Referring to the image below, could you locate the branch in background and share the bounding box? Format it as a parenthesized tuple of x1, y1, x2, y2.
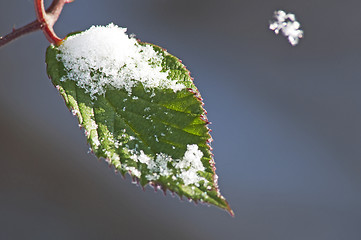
(0, 0, 73, 48)
(0, 20, 42, 48)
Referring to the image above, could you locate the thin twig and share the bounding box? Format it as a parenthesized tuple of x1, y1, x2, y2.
(0, 20, 42, 48)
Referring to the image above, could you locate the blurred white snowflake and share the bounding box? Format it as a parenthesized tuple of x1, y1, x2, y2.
(269, 10, 303, 46)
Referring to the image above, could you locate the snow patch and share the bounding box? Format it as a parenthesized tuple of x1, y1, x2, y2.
(57, 23, 185, 99)
(175, 144, 207, 186)
(130, 144, 208, 187)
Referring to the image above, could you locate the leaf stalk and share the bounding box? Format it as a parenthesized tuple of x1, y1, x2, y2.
(0, 0, 73, 48)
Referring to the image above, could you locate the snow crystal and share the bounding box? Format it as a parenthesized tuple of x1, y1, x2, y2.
(175, 144, 206, 186)
(137, 150, 151, 164)
(155, 153, 173, 177)
(57, 23, 185, 99)
(127, 167, 141, 178)
(129, 144, 207, 187)
(269, 10, 303, 46)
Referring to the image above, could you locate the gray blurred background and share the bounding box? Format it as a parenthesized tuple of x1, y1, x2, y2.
(1, 0, 361, 239)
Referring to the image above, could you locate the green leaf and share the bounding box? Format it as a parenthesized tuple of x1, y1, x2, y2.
(45, 30, 232, 215)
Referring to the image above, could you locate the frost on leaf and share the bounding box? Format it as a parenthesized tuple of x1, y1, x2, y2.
(56, 23, 185, 99)
(45, 23, 233, 215)
(269, 10, 304, 46)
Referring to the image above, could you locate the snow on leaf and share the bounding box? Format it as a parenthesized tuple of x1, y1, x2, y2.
(45, 23, 233, 215)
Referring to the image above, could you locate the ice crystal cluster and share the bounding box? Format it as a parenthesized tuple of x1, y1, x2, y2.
(269, 10, 303, 46)
(129, 144, 207, 186)
(57, 23, 185, 98)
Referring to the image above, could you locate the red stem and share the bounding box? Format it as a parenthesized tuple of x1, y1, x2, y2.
(35, 0, 73, 45)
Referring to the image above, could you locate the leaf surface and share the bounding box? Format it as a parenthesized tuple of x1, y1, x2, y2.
(46, 31, 232, 215)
